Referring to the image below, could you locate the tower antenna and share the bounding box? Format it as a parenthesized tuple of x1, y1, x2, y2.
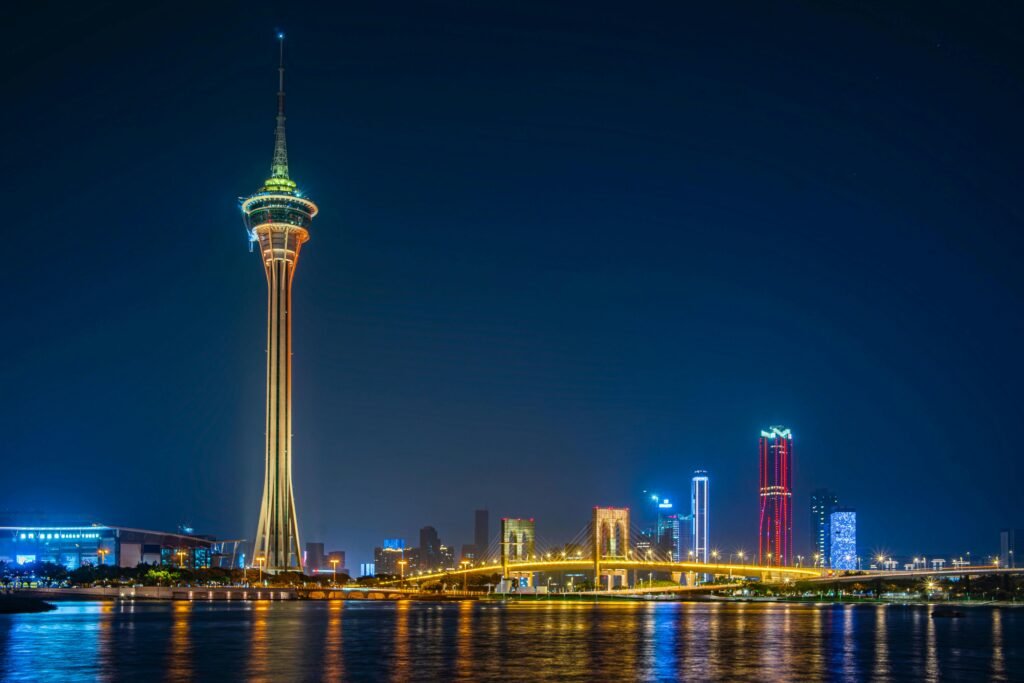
(271, 32, 289, 180)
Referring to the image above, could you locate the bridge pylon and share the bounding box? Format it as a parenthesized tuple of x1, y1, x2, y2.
(500, 518, 536, 581)
(593, 507, 630, 590)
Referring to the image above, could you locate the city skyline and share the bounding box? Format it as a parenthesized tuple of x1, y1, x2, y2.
(3, 3, 1023, 571)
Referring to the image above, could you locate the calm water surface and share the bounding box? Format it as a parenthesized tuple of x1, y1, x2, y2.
(0, 600, 1020, 681)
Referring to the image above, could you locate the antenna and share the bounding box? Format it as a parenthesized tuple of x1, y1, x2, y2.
(271, 31, 290, 180)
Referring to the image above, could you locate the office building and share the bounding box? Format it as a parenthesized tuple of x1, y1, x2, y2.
(474, 509, 490, 557)
(759, 426, 794, 566)
(373, 538, 406, 576)
(326, 550, 346, 575)
(810, 489, 839, 567)
(418, 526, 442, 571)
(691, 470, 709, 563)
(359, 563, 375, 577)
(305, 542, 325, 573)
(440, 544, 455, 570)
(655, 499, 681, 561)
(1001, 529, 1021, 568)
(829, 508, 857, 570)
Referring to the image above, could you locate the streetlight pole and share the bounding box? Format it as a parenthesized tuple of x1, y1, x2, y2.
(256, 556, 265, 584)
(331, 559, 339, 587)
(398, 560, 407, 588)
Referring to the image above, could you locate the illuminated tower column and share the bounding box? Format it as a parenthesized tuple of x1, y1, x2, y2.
(758, 427, 793, 566)
(242, 36, 319, 571)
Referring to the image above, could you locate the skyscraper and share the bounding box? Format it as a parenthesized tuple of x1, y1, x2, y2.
(759, 426, 793, 566)
(418, 526, 441, 571)
(810, 489, 839, 567)
(474, 509, 490, 557)
(244, 36, 319, 571)
(305, 542, 325, 573)
(1001, 529, 1020, 568)
(691, 470, 709, 563)
(656, 498, 680, 561)
(373, 538, 405, 576)
(829, 508, 857, 570)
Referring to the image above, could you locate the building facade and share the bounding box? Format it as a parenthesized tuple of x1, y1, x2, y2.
(829, 508, 857, 570)
(373, 538, 406, 576)
(0, 525, 218, 570)
(655, 499, 681, 561)
(418, 527, 442, 571)
(1001, 529, 1020, 568)
(305, 542, 325, 573)
(759, 426, 794, 566)
(810, 489, 838, 567)
(474, 509, 490, 558)
(691, 471, 709, 563)
(325, 550, 346, 575)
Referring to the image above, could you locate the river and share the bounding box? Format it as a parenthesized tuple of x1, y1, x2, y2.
(0, 600, 1019, 681)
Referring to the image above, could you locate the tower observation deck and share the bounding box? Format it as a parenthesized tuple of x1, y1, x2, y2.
(241, 35, 318, 571)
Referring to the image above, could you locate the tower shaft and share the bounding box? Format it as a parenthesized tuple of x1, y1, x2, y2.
(252, 228, 305, 570)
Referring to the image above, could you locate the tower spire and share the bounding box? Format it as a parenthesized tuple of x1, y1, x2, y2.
(271, 32, 289, 180)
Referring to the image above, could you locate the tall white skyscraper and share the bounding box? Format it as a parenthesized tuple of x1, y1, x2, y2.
(691, 470, 709, 562)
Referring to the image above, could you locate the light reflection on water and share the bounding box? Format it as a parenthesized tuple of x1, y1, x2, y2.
(0, 600, 1019, 681)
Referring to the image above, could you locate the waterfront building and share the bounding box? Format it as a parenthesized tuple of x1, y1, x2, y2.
(244, 36, 320, 571)
(440, 544, 455, 570)
(1001, 529, 1020, 568)
(810, 489, 839, 567)
(759, 426, 794, 566)
(691, 470, 709, 563)
(460, 543, 479, 563)
(326, 550, 346, 575)
(305, 542, 325, 573)
(0, 524, 225, 570)
(475, 509, 490, 557)
(829, 508, 857, 570)
(656, 499, 681, 561)
(373, 538, 406, 576)
(418, 526, 442, 570)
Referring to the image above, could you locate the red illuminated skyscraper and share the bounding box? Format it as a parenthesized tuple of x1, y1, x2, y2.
(758, 426, 793, 566)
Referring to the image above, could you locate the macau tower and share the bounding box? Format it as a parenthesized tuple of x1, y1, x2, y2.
(241, 35, 318, 571)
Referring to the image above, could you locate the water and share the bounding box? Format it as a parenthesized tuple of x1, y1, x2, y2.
(0, 600, 1020, 681)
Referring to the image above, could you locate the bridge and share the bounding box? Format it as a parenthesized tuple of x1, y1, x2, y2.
(386, 506, 822, 590)
(804, 566, 1024, 584)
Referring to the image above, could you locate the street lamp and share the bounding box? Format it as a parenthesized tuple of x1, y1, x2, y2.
(177, 549, 187, 568)
(331, 559, 339, 586)
(97, 548, 109, 566)
(255, 556, 265, 583)
(398, 560, 407, 587)
(460, 560, 470, 591)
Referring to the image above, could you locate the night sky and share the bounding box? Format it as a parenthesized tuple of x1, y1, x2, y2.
(4, 1, 1023, 569)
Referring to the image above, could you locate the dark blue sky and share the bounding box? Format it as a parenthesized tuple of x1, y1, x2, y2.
(3, 1, 1022, 568)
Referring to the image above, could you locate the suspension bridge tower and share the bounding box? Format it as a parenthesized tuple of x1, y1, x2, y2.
(242, 35, 319, 571)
